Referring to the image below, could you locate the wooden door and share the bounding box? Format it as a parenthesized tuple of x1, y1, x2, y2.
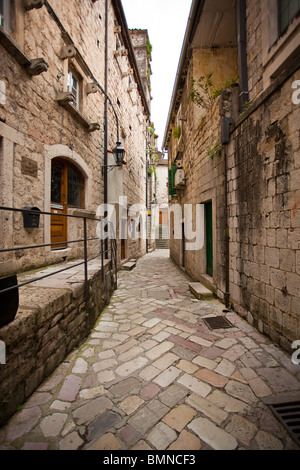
(120, 218, 127, 260)
(51, 160, 67, 249)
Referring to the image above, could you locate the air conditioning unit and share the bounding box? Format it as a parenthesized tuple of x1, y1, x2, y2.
(175, 169, 186, 189)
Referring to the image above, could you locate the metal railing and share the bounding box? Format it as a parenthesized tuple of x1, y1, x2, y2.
(0, 206, 118, 299)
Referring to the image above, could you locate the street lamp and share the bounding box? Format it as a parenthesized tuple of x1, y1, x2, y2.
(112, 141, 126, 165)
(102, 141, 126, 174)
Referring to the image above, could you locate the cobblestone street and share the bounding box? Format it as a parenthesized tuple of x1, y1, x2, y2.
(1, 250, 299, 451)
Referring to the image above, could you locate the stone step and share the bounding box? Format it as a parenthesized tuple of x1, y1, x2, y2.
(189, 282, 213, 300)
(121, 261, 136, 271)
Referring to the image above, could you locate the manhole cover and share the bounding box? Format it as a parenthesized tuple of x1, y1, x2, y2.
(268, 401, 300, 447)
(203, 316, 233, 330)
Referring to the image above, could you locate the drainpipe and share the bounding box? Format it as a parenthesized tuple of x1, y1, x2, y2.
(237, 0, 249, 110)
(221, 116, 235, 309)
(146, 139, 149, 254)
(224, 144, 230, 309)
(104, 0, 109, 259)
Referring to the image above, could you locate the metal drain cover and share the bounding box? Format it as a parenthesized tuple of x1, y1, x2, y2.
(268, 401, 300, 447)
(203, 316, 233, 330)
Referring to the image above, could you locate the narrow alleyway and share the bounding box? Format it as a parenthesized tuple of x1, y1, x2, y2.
(0, 250, 299, 451)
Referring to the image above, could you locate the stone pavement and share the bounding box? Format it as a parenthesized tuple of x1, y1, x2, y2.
(0, 250, 300, 451)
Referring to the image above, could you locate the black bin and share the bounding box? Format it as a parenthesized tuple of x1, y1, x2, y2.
(0, 275, 19, 327)
(22, 207, 41, 228)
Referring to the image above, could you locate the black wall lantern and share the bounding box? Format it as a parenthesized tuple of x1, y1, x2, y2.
(22, 207, 41, 228)
(112, 142, 126, 165)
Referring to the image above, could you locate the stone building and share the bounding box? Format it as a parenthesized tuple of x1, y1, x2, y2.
(0, 0, 150, 275)
(129, 29, 152, 111)
(163, 0, 300, 351)
(0, 0, 151, 425)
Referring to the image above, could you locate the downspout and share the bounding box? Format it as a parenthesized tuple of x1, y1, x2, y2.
(146, 130, 149, 254)
(224, 144, 230, 309)
(237, 0, 249, 110)
(221, 0, 249, 308)
(104, 0, 109, 259)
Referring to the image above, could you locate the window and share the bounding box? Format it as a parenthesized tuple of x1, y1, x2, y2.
(67, 165, 84, 208)
(0, 0, 10, 33)
(68, 69, 80, 109)
(278, 0, 300, 35)
(51, 159, 84, 209)
(116, 35, 120, 51)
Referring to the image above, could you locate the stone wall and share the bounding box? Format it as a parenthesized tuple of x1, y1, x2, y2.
(0, 0, 149, 276)
(156, 159, 169, 207)
(168, 47, 238, 293)
(227, 70, 300, 351)
(0, 259, 113, 427)
(166, 17, 300, 351)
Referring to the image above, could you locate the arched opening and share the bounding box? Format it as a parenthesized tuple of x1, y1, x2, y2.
(50, 158, 85, 250)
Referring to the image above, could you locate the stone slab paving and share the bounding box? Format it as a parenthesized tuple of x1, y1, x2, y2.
(1, 250, 300, 451)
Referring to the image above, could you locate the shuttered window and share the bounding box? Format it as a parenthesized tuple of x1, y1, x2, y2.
(169, 163, 177, 196)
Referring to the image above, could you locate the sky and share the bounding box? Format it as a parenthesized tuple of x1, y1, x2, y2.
(121, 0, 193, 151)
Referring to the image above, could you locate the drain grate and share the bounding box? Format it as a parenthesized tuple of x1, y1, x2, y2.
(203, 316, 233, 330)
(268, 401, 300, 447)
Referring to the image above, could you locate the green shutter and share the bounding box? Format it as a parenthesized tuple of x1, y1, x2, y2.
(169, 162, 177, 196)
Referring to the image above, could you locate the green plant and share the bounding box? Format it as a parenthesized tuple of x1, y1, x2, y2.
(207, 140, 223, 159)
(147, 123, 155, 135)
(211, 77, 239, 100)
(241, 100, 250, 112)
(146, 39, 152, 59)
(172, 125, 181, 139)
(187, 73, 215, 109)
(188, 73, 239, 110)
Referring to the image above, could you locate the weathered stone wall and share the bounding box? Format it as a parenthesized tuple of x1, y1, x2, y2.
(168, 47, 238, 294)
(129, 29, 152, 111)
(167, 10, 300, 352)
(228, 70, 300, 351)
(156, 160, 169, 207)
(0, 0, 148, 276)
(0, 260, 113, 427)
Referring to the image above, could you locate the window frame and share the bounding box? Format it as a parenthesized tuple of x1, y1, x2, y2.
(0, 0, 10, 33)
(51, 158, 85, 210)
(67, 68, 81, 110)
(261, 0, 300, 86)
(278, 0, 300, 37)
